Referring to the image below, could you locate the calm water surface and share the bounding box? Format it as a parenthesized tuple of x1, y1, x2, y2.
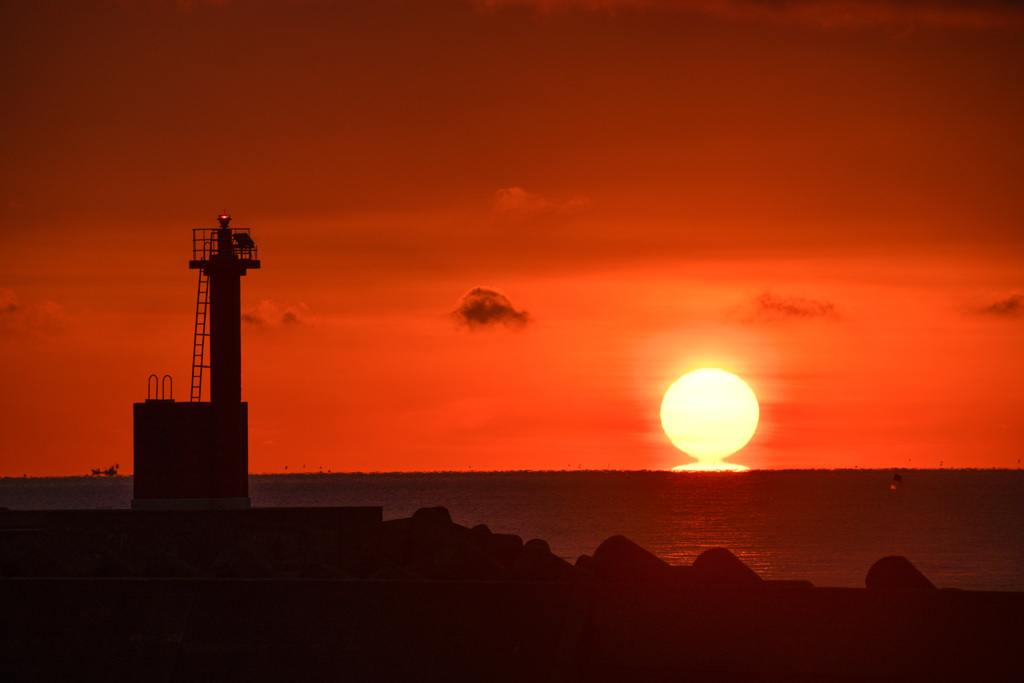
(2, 470, 1021, 590)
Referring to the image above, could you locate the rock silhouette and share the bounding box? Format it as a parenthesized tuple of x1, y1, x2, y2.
(2, 506, 1021, 681)
(509, 538, 578, 582)
(591, 534, 675, 582)
(692, 547, 763, 585)
(0, 506, 944, 587)
(865, 555, 937, 590)
(467, 524, 524, 568)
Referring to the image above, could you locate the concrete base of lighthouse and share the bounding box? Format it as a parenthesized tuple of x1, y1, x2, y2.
(132, 401, 249, 509)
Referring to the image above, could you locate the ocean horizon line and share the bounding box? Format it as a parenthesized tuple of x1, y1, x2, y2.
(5, 466, 1023, 481)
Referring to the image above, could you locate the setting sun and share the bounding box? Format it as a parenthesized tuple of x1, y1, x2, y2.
(661, 369, 759, 471)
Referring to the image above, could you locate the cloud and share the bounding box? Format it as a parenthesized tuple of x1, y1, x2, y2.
(452, 287, 532, 329)
(471, 0, 1024, 30)
(736, 290, 841, 322)
(0, 287, 17, 313)
(977, 293, 1024, 317)
(242, 299, 310, 327)
(0, 287, 66, 337)
(493, 187, 590, 219)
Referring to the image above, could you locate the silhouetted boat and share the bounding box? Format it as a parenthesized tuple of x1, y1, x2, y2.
(89, 464, 119, 477)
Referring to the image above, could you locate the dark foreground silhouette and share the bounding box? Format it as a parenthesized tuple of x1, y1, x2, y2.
(1, 506, 1021, 681)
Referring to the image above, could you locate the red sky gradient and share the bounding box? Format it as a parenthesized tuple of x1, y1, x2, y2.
(2, 0, 1023, 475)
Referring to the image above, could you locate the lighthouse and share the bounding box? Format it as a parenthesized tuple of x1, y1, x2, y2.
(132, 214, 260, 510)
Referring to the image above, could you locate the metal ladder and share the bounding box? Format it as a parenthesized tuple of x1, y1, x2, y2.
(190, 271, 210, 402)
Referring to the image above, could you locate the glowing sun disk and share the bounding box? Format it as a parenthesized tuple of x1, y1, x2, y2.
(660, 368, 759, 468)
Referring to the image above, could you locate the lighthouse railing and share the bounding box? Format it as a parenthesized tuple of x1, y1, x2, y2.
(191, 227, 259, 263)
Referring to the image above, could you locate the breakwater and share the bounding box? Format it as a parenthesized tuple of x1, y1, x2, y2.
(2, 507, 1021, 681)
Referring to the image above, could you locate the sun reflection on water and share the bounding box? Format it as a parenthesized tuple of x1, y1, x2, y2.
(672, 461, 750, 472)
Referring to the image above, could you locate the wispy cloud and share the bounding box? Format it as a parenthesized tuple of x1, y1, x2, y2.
(0, 288, 17, 313)
(0, 287, 66, 337)
(976, 293, 1024, 317)
(472, 0, 1024, 29)
(242, 299, 310, 327)
(452, 287, 532, 330)
(734, 290, 841, 323)
(493, 187, 590, 219)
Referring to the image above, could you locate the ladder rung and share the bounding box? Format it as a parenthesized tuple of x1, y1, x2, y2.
(190, 270, 210, 402)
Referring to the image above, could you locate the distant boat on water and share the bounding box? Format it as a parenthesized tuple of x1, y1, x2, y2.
(89, 464, 120, 477)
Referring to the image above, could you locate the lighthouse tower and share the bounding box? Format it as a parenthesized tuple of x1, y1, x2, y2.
(132, 214, 260, 510)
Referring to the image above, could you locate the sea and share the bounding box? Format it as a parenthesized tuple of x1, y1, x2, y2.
(2, 469, 1021, 591)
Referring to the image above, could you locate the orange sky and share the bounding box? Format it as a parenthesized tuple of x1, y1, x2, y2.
(2, 0, 1023, 476)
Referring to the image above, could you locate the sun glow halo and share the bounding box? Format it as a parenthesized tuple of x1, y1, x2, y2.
(660, 368, 759, 470)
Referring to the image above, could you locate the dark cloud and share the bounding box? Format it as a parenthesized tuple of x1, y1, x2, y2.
(493, 187, 590, 219)
(452, 287, 532, 330)
(241, 311, 265, 326)
(737, 290, 841, 322)
(978, 293, 1024, 317)
(242, 300, 308, 327)
(1, 287, 19, 314)
(0, 287, 66, 337)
